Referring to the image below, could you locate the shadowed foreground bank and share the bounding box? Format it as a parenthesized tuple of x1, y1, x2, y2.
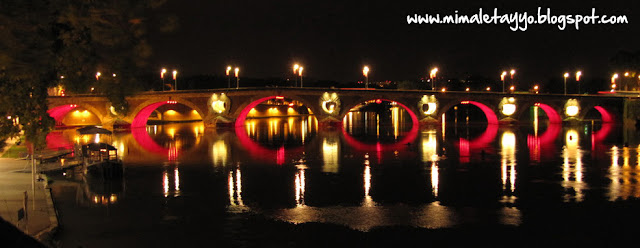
(44, 199, 640, 247)
(0, 217, 47, 248)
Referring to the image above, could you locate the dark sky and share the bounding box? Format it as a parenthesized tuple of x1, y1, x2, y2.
(148, 0, 640, 85)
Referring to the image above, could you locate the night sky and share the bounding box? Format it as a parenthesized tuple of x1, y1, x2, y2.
(148, 0, 640, 86)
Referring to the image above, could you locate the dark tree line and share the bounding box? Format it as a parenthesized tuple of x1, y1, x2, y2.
(0, 0, 175, 150)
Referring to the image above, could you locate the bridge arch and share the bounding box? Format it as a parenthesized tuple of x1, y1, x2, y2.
(439, 100, 499, 125)
(581, 105, 615, 123)
(340, 98, 419, 127)
(131, 97, 205, 128)
(48, 104, 105, 126)
(515, 103, 563, 124)
(233, 95, 319, 127)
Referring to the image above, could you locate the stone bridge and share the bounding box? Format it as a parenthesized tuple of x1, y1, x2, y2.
(47, 87, 631, 129)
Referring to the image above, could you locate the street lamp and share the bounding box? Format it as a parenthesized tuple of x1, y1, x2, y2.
(510, 69, 516, 92)
(298, 67, 304, 87)
(293, 64, 300, 87)
(172, 70, 177, 91)
(500, 71, 507, 93)
(533, 85, 539, 94)
(363, 66, 370, 89)
(563, 72, 569, 95)
(430, 67, 438, 91)
(226, 66, 232, 88)
(576, 71, 582, 94)
(96, 72, 101, 81)
(235, 67, 240, 89)
(161, 68, 166, 91)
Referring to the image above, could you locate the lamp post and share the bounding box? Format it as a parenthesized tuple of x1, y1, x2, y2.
(612, 73, 619, 92)
(172, 70, 177, 91)
(510, 69, 516, 92)
(430, 68, 438, 91)
(576, 71, 582, 94)
(293, 64, 299, 87)
(226, 66, 232, 88)
(161, 68, 166, 91)
(563, 72, 569, 95)
(363, 66, 370, 89)
(95, 72, 101, 94)
(235, 67, 240, 89)
(500, 71, 507, 93)
(299, 67, 304, 87)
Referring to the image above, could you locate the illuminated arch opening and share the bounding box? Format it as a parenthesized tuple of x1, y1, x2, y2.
(48, 104, 102, 127)
(443, 101, 498, 125)
(235, 96, 314, 127)
(583, 106, 614, 123)
(132, 101, 203, 128)
(533, 103, 562, 124)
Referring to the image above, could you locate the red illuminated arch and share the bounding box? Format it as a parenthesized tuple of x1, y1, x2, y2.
(458, 101, 499, 125)
(533, 103, 562, 124)
(593, 106, 614, 123)
(235, 95, 314, 127)
(131, 100, 203, 128)
(48, 104, 78, 122)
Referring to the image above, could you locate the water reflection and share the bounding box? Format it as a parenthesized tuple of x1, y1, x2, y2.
(229, 169, 244, 207)
(44, 112, 634, 232)
(562, 129, 585, 202)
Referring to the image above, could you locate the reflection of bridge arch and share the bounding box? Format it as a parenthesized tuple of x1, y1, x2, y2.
(48, 104, 105, 126)
(234, 95, 317, 127)
(339, 99, 419, 163)
(131, 98, 204, 128)
(440, 100, 499, 125)
(458, 124, 499, 160)
(527, 124, 562, 161)
(130, 126, 203, 160)
(234, 125, 305, 165)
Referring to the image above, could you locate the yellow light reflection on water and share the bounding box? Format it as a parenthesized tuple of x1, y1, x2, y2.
(322, 137, 339, 173)
(364, 164, 373, 207)
(421, 130, 438, 163)
(163, 170, 169, 197)
(228, 169, 244, 206)
(392, 107, 399, 140)
(295, 169, 306, 207)
(501, 131, 517, 195)
(562, 129, 584, 202)
(430, 162, 439, 198)
(211, 139, 228, 167)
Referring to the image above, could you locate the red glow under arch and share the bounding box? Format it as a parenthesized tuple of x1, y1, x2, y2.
(594, 106, 614, 123)
(340, 99, 420, 154)
(47, 104, 78, 124)
(460, 101, 498, 125)
(534, 103, 562, 124)
(235, 96, 280, 127)
(132, 101, 177, 128)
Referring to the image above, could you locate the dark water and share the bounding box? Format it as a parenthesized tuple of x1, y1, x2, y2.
(45, 108, 640, 246)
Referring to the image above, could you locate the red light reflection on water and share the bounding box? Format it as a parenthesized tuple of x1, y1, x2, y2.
(340, 99, 419, 162)
(527, 124, 561, 162)
(457, 124, 499, 163)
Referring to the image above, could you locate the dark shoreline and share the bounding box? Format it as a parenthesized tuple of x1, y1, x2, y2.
(27, 197, 639, 248)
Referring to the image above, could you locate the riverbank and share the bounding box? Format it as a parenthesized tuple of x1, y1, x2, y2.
(0, 157, 59, 247)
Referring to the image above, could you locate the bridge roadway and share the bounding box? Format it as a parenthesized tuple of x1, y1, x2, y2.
(47, 87, 633, 129)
